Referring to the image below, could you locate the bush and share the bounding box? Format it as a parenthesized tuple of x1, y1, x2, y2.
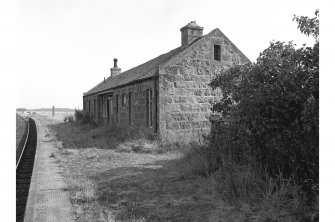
(64, 115, 75, 123)
(74, 109, 96, 126)
(187, 11, 320, 221)
(173, 9, 319, 220)
(68, 115, 74, 122)
(209, 39, 319, 201)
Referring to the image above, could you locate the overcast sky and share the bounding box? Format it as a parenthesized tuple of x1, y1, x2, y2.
(16, 0, 318, 109)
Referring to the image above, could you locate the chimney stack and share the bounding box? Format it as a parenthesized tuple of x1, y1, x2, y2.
(110, 58, 121, 77)
(180, 21, 203, 47)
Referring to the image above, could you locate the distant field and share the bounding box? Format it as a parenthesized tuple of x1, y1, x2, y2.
(31, 111, 74, 123)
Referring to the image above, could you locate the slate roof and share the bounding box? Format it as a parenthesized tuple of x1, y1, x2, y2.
(84, 47, 184, 96)
(84, 28, 250, 96)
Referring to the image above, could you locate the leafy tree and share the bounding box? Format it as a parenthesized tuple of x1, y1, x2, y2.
(209, 10, 319, 201)
(293, 9, 319, 40)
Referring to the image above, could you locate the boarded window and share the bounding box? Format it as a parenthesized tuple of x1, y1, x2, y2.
(108, 94, 113, 119)
(102, 95, 107, 118)
(122, 94, 127, 106)
(214, 44, 221, 61)
(146, 89, 153, 128)
(128, 92, 132, 125)
(94, 99, 96, 117)
(116, 95, 119, 123)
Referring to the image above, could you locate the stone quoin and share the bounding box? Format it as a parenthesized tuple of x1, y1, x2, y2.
(83, 21, 250, 144)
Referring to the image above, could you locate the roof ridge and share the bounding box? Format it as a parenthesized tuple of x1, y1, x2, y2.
(120, 47, 181, 76)
(85, 46, 183, 95)
(84, 28, 250, 96)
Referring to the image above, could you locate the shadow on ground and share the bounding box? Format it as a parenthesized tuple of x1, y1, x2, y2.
(92, 158, 216, 222)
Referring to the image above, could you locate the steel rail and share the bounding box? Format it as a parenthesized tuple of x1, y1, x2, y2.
(16, 115, 30, 170)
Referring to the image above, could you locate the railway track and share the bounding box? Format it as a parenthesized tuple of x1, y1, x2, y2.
(16, 117, 37, 222)
(16, 114, 29, 167)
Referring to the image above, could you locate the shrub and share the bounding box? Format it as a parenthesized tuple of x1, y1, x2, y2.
(64, 115, 75, 123)
(74, 109, 96, 126)
(210, 40, 319, 200)
(68, 115, 74, 122)
(175, 9, 319, 221)
(209, 11, 319, 214)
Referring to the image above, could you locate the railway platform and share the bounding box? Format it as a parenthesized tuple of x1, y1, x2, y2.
(23, 117, 75, 222)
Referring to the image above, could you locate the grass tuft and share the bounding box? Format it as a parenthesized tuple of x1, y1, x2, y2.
(175, 143, 318, 221)
(175, 144, 211, 178)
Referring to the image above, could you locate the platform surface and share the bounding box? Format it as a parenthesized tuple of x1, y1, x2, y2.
(24, 117, 75, 222)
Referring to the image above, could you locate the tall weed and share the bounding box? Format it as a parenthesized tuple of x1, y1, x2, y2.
(74, 109, 96, 126)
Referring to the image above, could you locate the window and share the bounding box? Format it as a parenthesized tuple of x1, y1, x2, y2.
(108, 94, 113, 119)
(88, 100, 91, 114)
(214, 44, 221, 61)
(116, 95, 119, 123)
(146, 89, 153, 128)
(94, 99, 96, 116)
(103, 95, 107, 118)
(83, 101, 86, 112)
(122, 93, 127, 106)
(128, 92, 132, 125)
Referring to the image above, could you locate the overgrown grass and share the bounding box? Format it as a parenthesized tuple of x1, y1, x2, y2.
(53, 143, 215, 221)
(175, 144, 211, 178)
(176, 141, 319, 221)
(63, 115, 74, 123)
(39, 113, 318, 221)
(48, 120, 161, 154)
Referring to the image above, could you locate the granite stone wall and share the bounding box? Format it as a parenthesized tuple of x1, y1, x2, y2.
(158, 30, 248, 144)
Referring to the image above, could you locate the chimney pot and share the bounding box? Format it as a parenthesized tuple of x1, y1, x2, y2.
(110, 58, 121, 77)
(113, 58, 118, 68)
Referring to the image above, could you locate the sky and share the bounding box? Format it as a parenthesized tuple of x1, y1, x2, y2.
(16, 0, 319, 109)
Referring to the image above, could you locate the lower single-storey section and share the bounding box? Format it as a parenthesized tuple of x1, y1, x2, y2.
(83, 77, 159, 133)
(83, 75, 214, 145)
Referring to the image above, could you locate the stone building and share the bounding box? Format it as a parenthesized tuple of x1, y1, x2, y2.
(83, 21, 250, 144)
